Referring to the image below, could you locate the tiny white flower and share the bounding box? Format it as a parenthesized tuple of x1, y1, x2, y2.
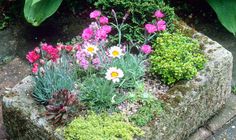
(105, 67, 124, 83)
(84, 43, 98, 56)
(108, 46, 124, 58)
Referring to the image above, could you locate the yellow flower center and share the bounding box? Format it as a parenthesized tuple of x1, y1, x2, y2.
(111, 71, 119, 78)
(87, 46, 95, 53)
(112, 50, 120, 57)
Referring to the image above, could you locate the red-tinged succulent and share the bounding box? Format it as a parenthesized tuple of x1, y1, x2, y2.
(45, 89, 84, 125)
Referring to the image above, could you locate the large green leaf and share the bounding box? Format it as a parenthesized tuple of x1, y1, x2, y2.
(24, 0, 63, 26)
(207, 0, 236, 35)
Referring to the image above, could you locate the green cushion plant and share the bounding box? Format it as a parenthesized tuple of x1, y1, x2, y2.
(150, 32, 206, 85)
(64, 112, 144, 140)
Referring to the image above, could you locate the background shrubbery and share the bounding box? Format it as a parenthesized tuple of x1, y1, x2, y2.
(150, 32, 206, 85)
(95, 0, 176, 43)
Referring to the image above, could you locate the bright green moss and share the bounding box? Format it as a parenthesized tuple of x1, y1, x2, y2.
(150, 32, 206, 85)
(64, 112, 144, 140)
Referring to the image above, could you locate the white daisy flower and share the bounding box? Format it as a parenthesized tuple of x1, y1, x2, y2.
(84, 43, 98, 56)
(105, 67, 124, 83)
(108, 46, 124, 58)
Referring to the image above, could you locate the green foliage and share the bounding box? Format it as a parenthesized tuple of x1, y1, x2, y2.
(95, 0, 176, 43)
(107, 53, 146, 88)
(24, 0, 63, 26)
(207, 0, 236, 35)
(127, 83, 163, 126)
(64, 112, 144, 140)
(33, 55, 77, 104)
(130, 101, 162, 127)
(150, 33, 206, 85)
(232, 85, 236, 95)
(79, 75, 125, 112)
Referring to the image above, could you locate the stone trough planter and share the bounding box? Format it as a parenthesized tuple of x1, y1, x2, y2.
(2, 23, 233, 140)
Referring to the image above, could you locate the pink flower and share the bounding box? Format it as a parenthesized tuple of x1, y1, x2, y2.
(26, 50, 40, 63)
(82, 28, 93, 40)
(32, 63, 39, 74)
(154, 10, 165, 18)
(42, 44, 59, 62)
(96, 29, 107, 40)
(145, 24, 157, 34)
(157, 20, 166, 31)
(65, 45, 73, 52)
(141, 45, 152, 54)
(101, 25, 112, 34)
(90, 10, 101, 19)
(99, 16, 109, 24)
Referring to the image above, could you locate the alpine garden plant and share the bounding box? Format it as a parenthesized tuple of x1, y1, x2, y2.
(25, 9, 177, 139)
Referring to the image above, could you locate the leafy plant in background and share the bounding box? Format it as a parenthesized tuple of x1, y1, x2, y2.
(207, 0, 236, 36)
(24, 0, 63, 26)
(95, 0, 176, 43)
(150, 32, 206, 85)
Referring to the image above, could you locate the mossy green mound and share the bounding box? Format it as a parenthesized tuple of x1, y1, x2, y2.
(64, 112, 144, 140)
(150, 32, 206, 84)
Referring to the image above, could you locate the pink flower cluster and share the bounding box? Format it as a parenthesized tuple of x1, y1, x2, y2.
(26, 43, 75, 74)
(82, 10, 112, 41)
(140, 45, 152, 54)
(145, 10, 166, 34)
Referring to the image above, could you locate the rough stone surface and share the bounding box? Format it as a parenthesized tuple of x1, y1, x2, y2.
(207, 94, 236, 133)
(2, 24, 233, 139)
(188, 127, 212, 140)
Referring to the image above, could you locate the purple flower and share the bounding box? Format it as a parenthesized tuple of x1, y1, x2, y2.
(145, 24, 157, 34)
(157, 20, 166, 31)
(141, 45, 152, 54)
(154, 10, 165, 18)
(95, 29, 107, 40)
(82, 28, 93, 40)
(101, 25, 112, 34)
(99, 16, 109, 24)
(79, 59, 89, 70)
(90, 10, 101, 19)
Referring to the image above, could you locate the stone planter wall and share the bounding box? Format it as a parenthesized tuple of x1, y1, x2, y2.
(2, 24, 233, 140)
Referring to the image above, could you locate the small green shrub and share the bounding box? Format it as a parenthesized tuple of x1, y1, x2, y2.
(95, 0, 176, 43)
(79, 75, 125, 112)
(127, 83, 163, 126)
(64, 112, 144, 140)
(150, 33, 206, 85)
(130, 100, 162, 127)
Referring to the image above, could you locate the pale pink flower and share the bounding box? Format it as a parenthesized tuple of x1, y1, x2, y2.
(39, 59, 45, 65)
(101, 25, 112, 34)
(82, 28, 93, 40)
(79, 59, 89, 70)
(92, 57, 100, 65)
(157, 20, 166, 31)
(99, 16, 109, 24)
(90, 10, 101, 19)
(141, 45, 152, 54)
(145, 24, 157, 34)
(34, 47, 40, 54)
(32, 63, 39, 73)
(154, 10, 165, 18)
